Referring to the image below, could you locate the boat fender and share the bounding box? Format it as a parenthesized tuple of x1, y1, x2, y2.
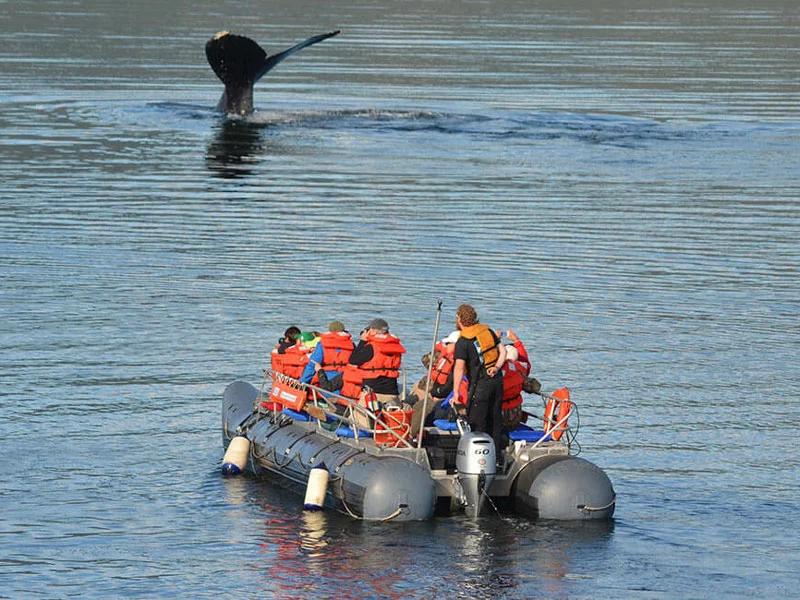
(303, 462, 330, 510)
(221, 435, 250, 476)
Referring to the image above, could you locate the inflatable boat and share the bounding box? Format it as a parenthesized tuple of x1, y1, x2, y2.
(221, 372, 616, 522)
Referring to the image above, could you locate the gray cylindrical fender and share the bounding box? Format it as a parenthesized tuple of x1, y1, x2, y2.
(513, 456, 615, 520)
(222, 380, 259, 444)
(342, 457, 436, 521)
(244, 419, 436, 521)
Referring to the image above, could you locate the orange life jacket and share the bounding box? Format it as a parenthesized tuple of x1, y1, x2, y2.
(458, 324, 500, 371)
(339, 363, 365, 401)
(278, 343, 311, 379)
(339, 334, 405, 401)
(270, 349, 284, 374)
(431, 343, 455, 386)
(359, 333, 406, 379)
(501, 360, 529, 411)
(318, 331, 354, 371)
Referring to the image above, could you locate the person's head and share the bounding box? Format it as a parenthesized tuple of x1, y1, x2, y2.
(442, 330, 460, 346)
(523, 377, 541, 395)
(366, 318, 389, 334)
(455, 304, 478, 329)
(328, 320, 345, 333)
(283, 326, 301, 341)
(505, 345, 519, 362)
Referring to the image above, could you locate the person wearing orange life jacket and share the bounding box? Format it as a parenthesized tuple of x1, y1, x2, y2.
(270, 325, 301, 374)
(451, 304, 507, 454)
(498, 330, 531, 431)
(299, 321, 354, 386)
(405, 330, 459, 405)
(429, 332, 458, 390)
(408, 330, 462, 437)
(343, 318, 406, 408)
(497, 329, 543, 430)
(278, 338, 313, 379)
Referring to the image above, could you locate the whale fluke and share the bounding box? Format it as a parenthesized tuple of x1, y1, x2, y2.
(206, 30, 341, 116)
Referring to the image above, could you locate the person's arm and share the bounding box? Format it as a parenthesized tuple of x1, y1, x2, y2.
(317, 370, 343, 392)
(486, 338, 507, 378)
(451, 358, 466, 406)
(504, 329, 530, 365)
(514, 340, 530, 365)
(348, 340, 373, 365)
(299, 344, 323, 383)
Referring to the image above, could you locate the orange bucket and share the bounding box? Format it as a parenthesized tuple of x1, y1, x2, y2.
(374, 409, 414, 447)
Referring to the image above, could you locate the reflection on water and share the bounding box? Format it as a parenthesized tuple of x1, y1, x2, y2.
(298, 511, 329, 557)
(236, 482, 616, 599)
(206, 119, 267, 178)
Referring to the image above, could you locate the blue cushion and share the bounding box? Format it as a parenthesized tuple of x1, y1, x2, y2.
(508, 425, 550, 443)
(335, 426, 371, 438)
(282, 407, 311, 421)
(433, 419, 459, 431)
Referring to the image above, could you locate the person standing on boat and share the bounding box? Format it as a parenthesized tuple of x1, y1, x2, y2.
(343, 318, 406, 408)
(451, 304, 506, 453)
(300, 321, 354, 385)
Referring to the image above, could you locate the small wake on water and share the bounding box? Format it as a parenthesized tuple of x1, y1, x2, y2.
(143, 100, 754, 147)
(240, 107, 734, 149)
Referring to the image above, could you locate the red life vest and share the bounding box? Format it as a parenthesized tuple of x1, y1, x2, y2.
(339, 363, 365, 401)
(270, 349, 284, 374)
(318, 331, 354, 371)
(359, 333, 406, 379)
(501, 359, 529, 411)
(339, 334, 406, 400)
(431, 344, 455, 386)
(279, 343, 311, 379)
(450, 376, 470, 406)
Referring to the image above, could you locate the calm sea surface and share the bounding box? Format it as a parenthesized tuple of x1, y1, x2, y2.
(2, 1, 798, 598)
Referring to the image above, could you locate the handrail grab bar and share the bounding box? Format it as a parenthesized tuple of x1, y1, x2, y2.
(259, 369, 415, 449)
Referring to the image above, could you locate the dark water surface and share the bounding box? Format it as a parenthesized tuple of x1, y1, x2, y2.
(2, 1, 798, 598)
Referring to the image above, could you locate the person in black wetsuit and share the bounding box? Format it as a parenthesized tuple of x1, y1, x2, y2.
(450, 304, 507, 454)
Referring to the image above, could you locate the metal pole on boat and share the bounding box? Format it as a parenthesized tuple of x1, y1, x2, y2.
(417, 298, 443, 449)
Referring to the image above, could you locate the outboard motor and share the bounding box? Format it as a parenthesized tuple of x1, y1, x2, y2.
(456, 432, 496, 517)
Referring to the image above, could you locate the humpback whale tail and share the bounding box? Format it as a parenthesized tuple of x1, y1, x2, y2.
(206, 30, 341, 116)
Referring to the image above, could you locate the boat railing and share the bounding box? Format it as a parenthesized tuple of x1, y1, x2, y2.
(257, 369, 416, 450)
(524, 392, 580, 451)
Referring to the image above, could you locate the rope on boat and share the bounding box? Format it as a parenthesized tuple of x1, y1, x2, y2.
(340, 496, 361, 519)
(306, 439, 340, 468)
(274, 449, 299, 469)
(251, 443, 275, 462)
(328, 447, 366, 474)
(481, 488, 501, 516)
(577, 494, 616, 513)
(339, 496, 406, 522)
(380, 507, 405, 522)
